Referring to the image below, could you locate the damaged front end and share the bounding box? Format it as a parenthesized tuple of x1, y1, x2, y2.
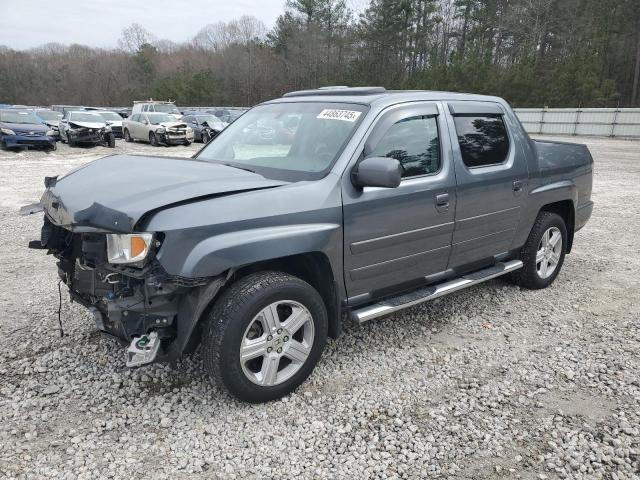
(31, 215, 220, 367)
(155, 123, 193, 145)
(67, 123, 115, 148)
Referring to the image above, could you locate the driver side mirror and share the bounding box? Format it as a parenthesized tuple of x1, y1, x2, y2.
(351, 156, 402, 189)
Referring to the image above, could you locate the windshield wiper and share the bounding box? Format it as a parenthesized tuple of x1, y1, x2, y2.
(221, 163, 255, 174)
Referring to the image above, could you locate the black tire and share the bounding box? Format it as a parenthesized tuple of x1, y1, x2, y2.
(47, 142, 57, 152)
(183, 140, 192, 146)
(511, 211, 567, 290)
(124, 129, 132, 143)
(202, 271, 328, 403)
(68, 137, 76, 147)
(149, 131, 158, 146)
(202, 131, 210, 144)
(106, 132, 116, 148)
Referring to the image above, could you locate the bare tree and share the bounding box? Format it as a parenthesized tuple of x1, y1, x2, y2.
(118, 23, 156, 53)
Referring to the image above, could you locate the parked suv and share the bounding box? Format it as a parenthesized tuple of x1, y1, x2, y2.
(123, 113, 194, 146)
(27, 87, 593, 403)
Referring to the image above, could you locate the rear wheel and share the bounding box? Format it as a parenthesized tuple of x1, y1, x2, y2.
(511, 211, 567, 289)
(202, 272, 328, 403)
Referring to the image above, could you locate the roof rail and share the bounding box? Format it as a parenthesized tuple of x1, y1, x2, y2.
(283, 86, 386, 98)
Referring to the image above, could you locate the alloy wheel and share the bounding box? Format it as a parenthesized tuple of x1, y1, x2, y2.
(239, 300, 314, 386)
(536, 226, 562, 279)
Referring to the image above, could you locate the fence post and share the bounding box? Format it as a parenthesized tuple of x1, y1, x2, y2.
(610, 104, 620, 137)
(573, 107, 581, 136)
(540, 107, 547, 135)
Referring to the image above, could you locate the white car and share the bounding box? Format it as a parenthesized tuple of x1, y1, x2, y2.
(123, 113, 194, 146)
(95, 111, 124, 138)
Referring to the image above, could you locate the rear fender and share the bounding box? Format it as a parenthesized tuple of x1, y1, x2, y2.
(513, 180, 577, 250)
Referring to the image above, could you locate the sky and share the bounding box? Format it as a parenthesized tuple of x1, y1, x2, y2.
(0, 0, 287, 50)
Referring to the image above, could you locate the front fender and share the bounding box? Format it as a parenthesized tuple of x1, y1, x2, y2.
(178, 223, 341, 278)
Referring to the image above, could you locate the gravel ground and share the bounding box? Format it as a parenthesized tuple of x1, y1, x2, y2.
(0, 137, 638, 479)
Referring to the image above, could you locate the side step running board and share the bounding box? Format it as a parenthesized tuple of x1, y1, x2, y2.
(351, 260, 523, 324)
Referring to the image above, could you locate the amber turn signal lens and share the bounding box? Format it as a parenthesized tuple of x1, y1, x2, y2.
(130, 236, 147, 258)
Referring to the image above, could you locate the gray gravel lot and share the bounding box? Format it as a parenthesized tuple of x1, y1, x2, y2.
(0, 137, 638, 479)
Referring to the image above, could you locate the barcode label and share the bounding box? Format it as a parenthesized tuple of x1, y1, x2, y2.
(316, 109, 362, 122)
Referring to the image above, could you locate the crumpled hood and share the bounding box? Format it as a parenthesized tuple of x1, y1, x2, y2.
(41, 154, 288, 232)
(159, 121, 187, 129)
(69, 121, 106, 129)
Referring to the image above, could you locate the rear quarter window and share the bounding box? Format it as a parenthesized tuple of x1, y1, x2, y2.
(453, 115, 509, 168)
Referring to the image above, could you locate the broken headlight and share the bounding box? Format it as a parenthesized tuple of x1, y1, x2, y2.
(106, 233, 154, 264)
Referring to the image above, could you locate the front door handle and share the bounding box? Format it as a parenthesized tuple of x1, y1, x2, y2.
(512, 179, 524, 192)
(435, 193, 450, 207)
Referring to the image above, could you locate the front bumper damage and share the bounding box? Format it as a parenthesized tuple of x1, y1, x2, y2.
(31, 216, 224, 367)
(68, 127, 105, 144)
(157, 126, 194, 145)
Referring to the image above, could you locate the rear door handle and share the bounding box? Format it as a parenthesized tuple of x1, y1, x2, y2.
(512, 180, 524, 192)
(435, 193, 450, 207)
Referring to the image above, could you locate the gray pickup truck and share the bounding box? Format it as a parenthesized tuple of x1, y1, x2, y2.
(27, 87, 593, 402)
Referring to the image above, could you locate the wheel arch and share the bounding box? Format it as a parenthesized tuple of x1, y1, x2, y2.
(171, 251, 342, 361)
(539, 199, 575, 253)
(230, 252, 341, 339)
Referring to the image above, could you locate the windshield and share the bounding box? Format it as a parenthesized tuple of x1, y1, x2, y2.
(97, 111, 122, 121)
(195, 115, 219, 125)
(228, 110, 245, 121)
(196, 102, 368, 181)
(147, 113, 175, 124)
(70, 112, 104, 123)
(0, 110, 41, 124)
(154, 104, 180, 114)
(36, 110, 63, 121)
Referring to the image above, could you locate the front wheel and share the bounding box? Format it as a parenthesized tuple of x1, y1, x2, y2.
(511, 211, 567, 289)
(149, 131, 158, 146)
(106, 132, 115, 148)
(123, 129, 132, 143)
(202, 272, 328, 403)
(202, 131, 211, 143)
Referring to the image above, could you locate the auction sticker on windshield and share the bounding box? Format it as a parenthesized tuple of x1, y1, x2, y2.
(317, 109, 362, 122)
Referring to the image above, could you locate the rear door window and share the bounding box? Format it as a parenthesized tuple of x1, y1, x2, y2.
(453, 116, 509, 168)
(370, 115, 441, 178)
